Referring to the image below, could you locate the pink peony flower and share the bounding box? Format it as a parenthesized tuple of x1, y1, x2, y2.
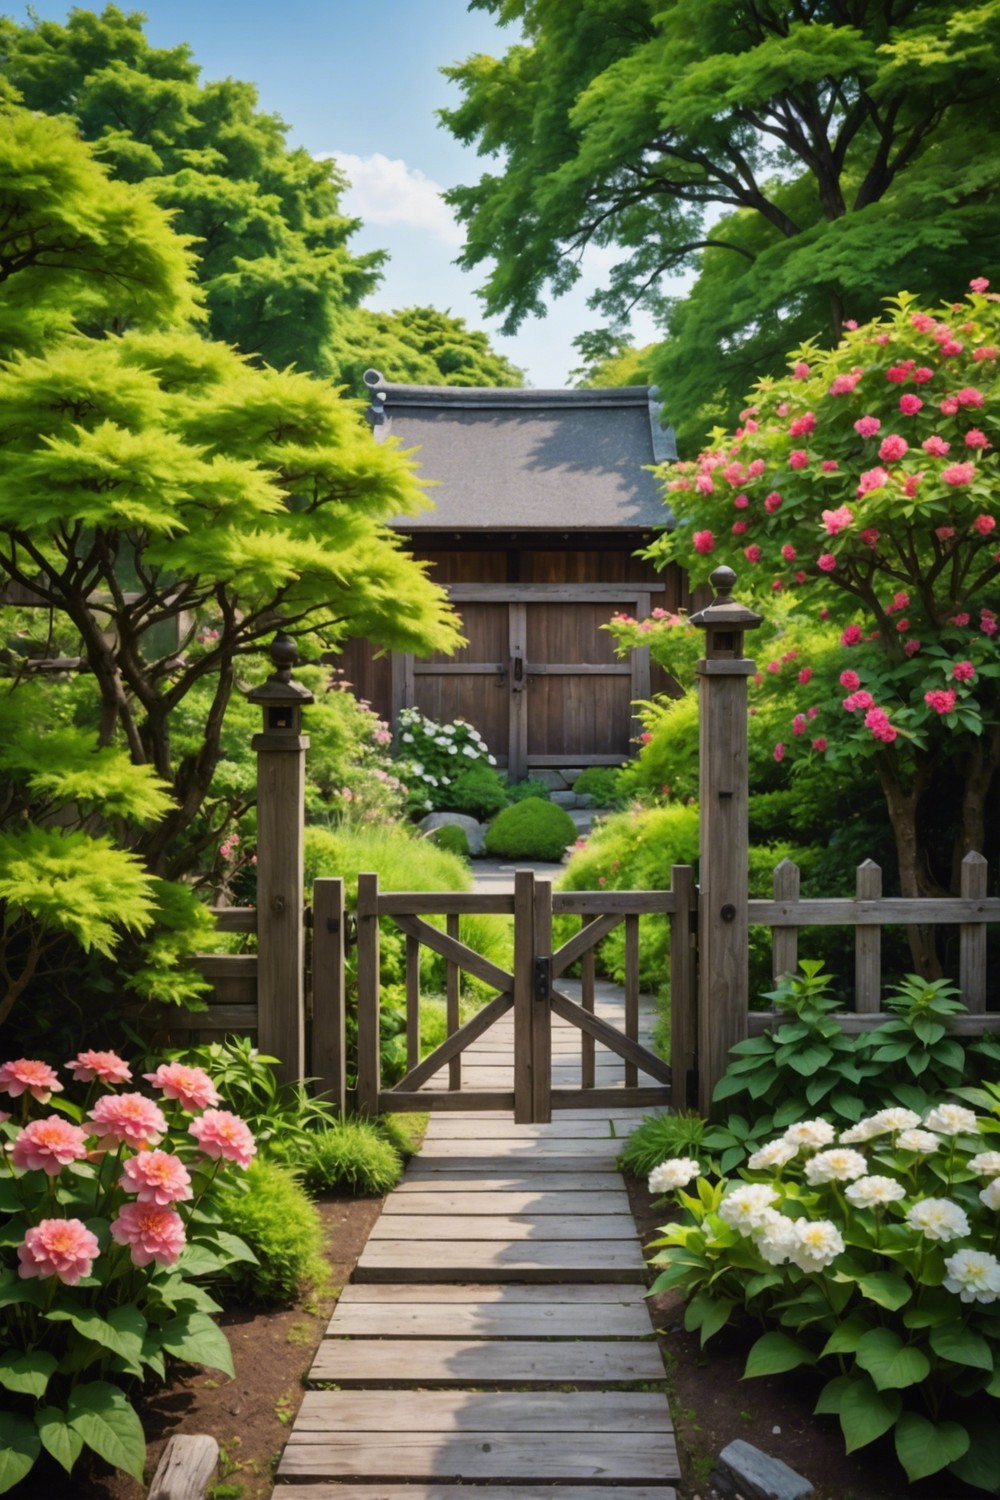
(857, 467, 890, 496)
(840, 670, 861, 690)
(940, 397, 961, 416)
(854, 416, 881, 437)
(886, 591, 910, 614)
(732, 520, 749, 535)
(0, 1058, 63, 1103)
(904, 639, 922, 657)
(859, 527, 880, 549)
(895, 618, 910, 633)
(973, 346, 998, 363)
(886, 363, 914, 384)
(18, 1218, 99, 1285)
(844, 691, 875, 712)
(789, 412, 815, 436)
(830, 370, 862, 396)
(941, 340, 964, 357)
(879, 434, 908, 462)
(12, 1117, 89, 1175)
(820, 459, 840, 472)
(822, 506, 854, 536)
(764, 490, 783, 513)
(773, 743, 785, 763)
(942, 462, 976, 487)
(189, 1109, 257, 1168)
(970, 277, 990, 294)
(88, 1092, 167, 1149)
(143, 1062, 220, 1113)
(902, 473, 923, 498)
(817, 553, 837, 572)
(111, 1201, 186, 1267)
(692, 530, 715, 555)
(798, 667, 812, 685)
(744, 544, 762, 563)
(973, 515, 996, 536)
(841, 625, 863, 647)
(912, 367, 934, 383)
(899, 394, 923, 415)
(67, 1050, 132, 1086)
(911, 312, 936, 333)
(792, 713, 807, 736)
(951, 612, 971, 626)
(812, 737, 828, 752)
(733, 493, 749, 509)
(788, 449, 809, 469)
(953, 660, 976, 682)
(695, 473, 714, 495)
(792, 361, 811, 378)
(936, 527, 956, 542)
(966, 429, 991, 450)
(781, 543, 796, 562)
(956, 387, 985, 407)
(120, 1150, 193, 1206)
(865, 708, 897, 743)
(925, 689, 957, 715)
(767, 660, 781, 674)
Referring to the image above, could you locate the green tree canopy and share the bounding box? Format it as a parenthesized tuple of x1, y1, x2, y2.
(442, 0, 1000, 446)
(330, 304, 524, 393)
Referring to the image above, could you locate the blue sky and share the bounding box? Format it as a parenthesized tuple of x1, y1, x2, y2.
(13, 0, 666, 386)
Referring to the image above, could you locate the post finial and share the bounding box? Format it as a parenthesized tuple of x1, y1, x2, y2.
(708, 564, 737, 598)
(268, 631, 298, 684)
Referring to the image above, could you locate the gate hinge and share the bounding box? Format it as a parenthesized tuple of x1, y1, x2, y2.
(534, 956, 551, 1002)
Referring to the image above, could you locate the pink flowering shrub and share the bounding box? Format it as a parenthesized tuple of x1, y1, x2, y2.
(642, 283, 1000, 915)
(0, 1052, 256, 1489)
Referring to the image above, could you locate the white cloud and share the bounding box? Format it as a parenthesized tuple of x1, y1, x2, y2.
(324, 151, 463, 246)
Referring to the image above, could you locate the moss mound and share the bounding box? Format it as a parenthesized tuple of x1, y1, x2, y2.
(484, 796, 576, 860)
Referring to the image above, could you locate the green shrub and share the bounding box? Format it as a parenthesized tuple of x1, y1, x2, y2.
(484, 796, 576, 860)
(446, 761, 509, 819)
(505, 777, 551, 803)
(572, 766, 625, 806)
(426, 821, 471, 857)
(296, 1118, 404, 1196)
(216, 1159, 326, 1305)
(374, 1111, 427, 1159)
(618, 1111, 708, 1177)
(305, 821, 472, 897)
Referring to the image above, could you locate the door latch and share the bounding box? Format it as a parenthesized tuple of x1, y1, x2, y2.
(534, 956, 551, 1001)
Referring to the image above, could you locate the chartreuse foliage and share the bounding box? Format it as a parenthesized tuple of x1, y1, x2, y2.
(442, 0, 1000, 443)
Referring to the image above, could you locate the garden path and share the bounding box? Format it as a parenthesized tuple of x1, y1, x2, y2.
(271, 979, 679, 1497)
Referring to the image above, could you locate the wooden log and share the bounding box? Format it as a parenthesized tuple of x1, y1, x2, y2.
(960, 851, 989, 1012)
(854, 860, 882, 1012)
(146, 1434, 218, 1500)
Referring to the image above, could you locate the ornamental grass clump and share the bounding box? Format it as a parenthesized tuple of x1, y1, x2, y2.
(647, 1098, 1000, 1491)
(0, 1050, 257, 1493)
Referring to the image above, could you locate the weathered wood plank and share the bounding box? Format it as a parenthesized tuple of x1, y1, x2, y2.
(368, 1212, 637, 1241)
(748, 1010, 1000, 1036)
(275, 1487, 676, 1500)
(147, 1434, 218, 1500)
(307, 1337, 664, 1385)
(326, 1301, 652, 1339)
(552, 891, 674, 915)
(391, 992, 514, 1094)
(337, 1282, 651, 1304)
(750, 895, 1000, 924)
(397, 1169, 625, 1190)
(352, 1240, 647, 1283)
(552, 1085, 671, 1109)
(209, 906, 257, 933)
(293, 1389, 670, 1431)
(420, 1117, 624, 1138)
(414, 1137, 625, 1157)
(960, 851, 989, 1012)
(277, 1431, 678, 1482)
(382, 1090, 515, 1112)
(854, 860, 882, 1012)
(549, 993, 672, 1083)
(383, 1190, 632, 1215)
(378, 892, 515, 915)
(390, 912, 513, 994)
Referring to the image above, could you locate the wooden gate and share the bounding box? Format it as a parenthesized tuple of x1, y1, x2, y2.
(393, 585, 656, 782)
(353, 868, 694, 1122)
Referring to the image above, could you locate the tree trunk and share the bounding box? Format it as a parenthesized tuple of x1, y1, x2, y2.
(874, 750, 943, 978)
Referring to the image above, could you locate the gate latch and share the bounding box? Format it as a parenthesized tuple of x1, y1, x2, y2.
(534, 956, 551, 1001)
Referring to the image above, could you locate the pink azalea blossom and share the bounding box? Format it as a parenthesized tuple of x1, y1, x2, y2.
(764, 491, 783, 513)
(980, 613, 998, 638)
(792, 361, 811, 378)
(88, 1092, 167, 1149)
(912, 367, 934, 383)
(747, 458, 766, 478)
(820, 459, 840, 472)
(951, 612, 971, 627)
(925, 689, 957, 715)
(111, 1201, 186, 1267)
(941, 340, 964, 357)
(732, 521, 748, 535)
(854, 416, 881, 437)
(773, 743, 785, 763)
(859, 527, 880, 549)
(817, 553, 836, 572)
(973, 346, 998, 363)
(899, 394, 923, 415)
(781, 543, 796, 562)
(812, 737, 828, 752)
(956, 387, 985, 407)
(144, 1062, 220, 1113)
(902, 473, 923, 498)
(886, 362, 914, 384)
(857, 467, 890, 496)
(692, 530, 715, 555)
(0, 1058, 63, 1103)
(953, 660, 976, 683)
(792, 713, 807, 736)
(788, 412, 815, 436)
(886, 591, 910, 614)
(821, 506, 853, 536)
(879, 434, 908, 462)
(767, 660, 781, 674)
(895, 618, 910, 633)
(970, 277, 990, 294)
(865, 708, 897, 743)
(939, 397, 961, 416)
(788, 449, 809, 469)
(936, 527, 956, 542)
(844, 691, 875, 712)
(67, 1050, 132, 1086)
(904, 639, 922, 657)
(12, 1117, 89, 1175)
(18, 1219, 99, 1285)
(189, 1109, 257, 1168)
(922, 435, 950, 457)
(841, 625, 863, 647)
(695, 473, 714, 495)
(744, 544, 762, 563)
(942, 462, 976, 487)
(966, 429, 991, 449)
(798, 667, 812, 685)
(120, 1150, 193, 1206)
(771, 578, 784, 592)
(733, 493, 749, 509)
(829, 370, 862, 396)
(911, 312, 937, 333)
(840, 670, 861, 690)
(973, 515, 996, 536)
(795, 570, 808, 583)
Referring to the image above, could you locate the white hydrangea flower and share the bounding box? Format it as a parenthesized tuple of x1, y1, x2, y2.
(839, 1117, 881, 1144)
(906, 1197, 970, 1242)
(970, 1152, 1000, 1177)
(845, 1175, 907, 1208)
(401, 732, 414, 743)
(448, 745, 458, 754)
(895, 1128, 940, 1155)
(648, 1157, 701, 1193)
(804, 1148, 869, 1185)
(747, 1139, 798, 1171)
(435, 736, 451, 747)
(410, 761, 424, 775)
(753, 1208, 797, 1266)
(441, 725, 456, 736)
(461, 745, 479, 758)
(488, 755, 497, 765)
(869, 1107, 922, 1134)
(944, 1248, 1000, 1304)
(979, 1179, 1000, 1211)
(923, 1104, 979, 1137)
(718, 1183, 780, 1234)
(787, 1218, 845, 1271)
(783, 1119, 836, 1149)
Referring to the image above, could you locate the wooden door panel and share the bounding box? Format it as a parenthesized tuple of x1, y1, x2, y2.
(527, 676, 632, 758)
(526, 603, 620, 665)
(411, 601, 510, 766)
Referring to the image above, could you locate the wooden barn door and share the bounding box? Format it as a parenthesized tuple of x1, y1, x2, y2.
(394, 585, 654, 781)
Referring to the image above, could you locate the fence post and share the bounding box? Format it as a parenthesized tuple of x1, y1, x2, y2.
(247, 634, 314, 1085)
(311, 878, 346, 1116)
(690, 567, 762, 1115)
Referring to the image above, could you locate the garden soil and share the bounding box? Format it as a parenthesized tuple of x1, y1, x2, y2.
(18, 1180, 974, 1500)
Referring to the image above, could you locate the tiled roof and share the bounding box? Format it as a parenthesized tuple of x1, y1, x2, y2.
(363, 374, 677, 531)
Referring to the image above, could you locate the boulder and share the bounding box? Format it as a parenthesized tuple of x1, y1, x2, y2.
(417, 811, 485, 855)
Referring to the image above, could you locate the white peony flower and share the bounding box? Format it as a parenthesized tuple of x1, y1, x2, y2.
(747, 1139, 798, 1171)
(718, 1183, 780, 1234)
(840, 1117, 882, 1144)
(869, 1107, 922, 1134)
(648, 1157, 701, 1194)
(805, 1148, 869, 1185)
(923, 1104, 979, 1137)
(906, 1197, 970, 1242)
(979, 1179, 1000, 1211)
(944, 1248, 1000, 1304)
(895, 1128, 940, 1155)
(845, 1175, 907, 1208)
(969, 1151, 1000, 1177)
(787, 1218, 845, 1271)
(753, 1208, 797, 1266)
(783, 1119, 836, 1149)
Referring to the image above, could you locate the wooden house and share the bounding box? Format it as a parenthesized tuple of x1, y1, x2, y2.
(338, 374, 685, 783)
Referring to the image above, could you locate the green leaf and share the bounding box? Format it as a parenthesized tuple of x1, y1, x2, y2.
(743, 1331, 816, 1379)
(157, 1313, 234, 1377)
(814, 1373, 851, 1415)
(202, 1229, 257, 1266)
(894, 1411, 969, 1482)
(36, 1406, 84, 1474)
(839, 1374, 902, 1453)
(855, 1271, 912, 1311)
(783, 1043, 833, 1077)
(0, 1350, 57, 1398)
(930, 1324, 994, 1371)
(0, 1182, 21, 1213)
(855, 1328, 930, 1390)
(947, 1416, 1000, 1490)
(174, 1243, 228, 1278)
(0, 1411, 40, 1493)
(67, 1381, 145, 1481)
(46, 1305, 142, 1367)
(819, 1313, 872, 1358)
